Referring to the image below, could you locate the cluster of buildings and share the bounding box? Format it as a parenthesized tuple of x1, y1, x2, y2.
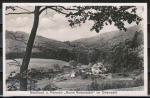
(70, 62, 107, 78)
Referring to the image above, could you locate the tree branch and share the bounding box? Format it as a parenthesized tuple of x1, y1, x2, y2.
(57, 6, 78, 11)
(39, 6, 49, 15)
(8, 32, 27, 44)
(12, 59, 21, 66)
(15, 6, 33, 13)
(5, 6, 42, 15)
(5, 12, 34, 15)
(8, 79, 18, 91)
(7, 59, 21, 67)
(39, 6, 78, 15)
(48, 7, 69, 15)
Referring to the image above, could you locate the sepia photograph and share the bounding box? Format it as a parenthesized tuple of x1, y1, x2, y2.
(3, 3, 147, 96)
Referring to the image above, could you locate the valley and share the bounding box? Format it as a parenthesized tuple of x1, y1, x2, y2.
(5, 24, 144, 91)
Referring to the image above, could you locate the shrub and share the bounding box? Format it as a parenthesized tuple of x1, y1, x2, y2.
(87, 77, 144, 91)
(81, 73, 88, 79)
(87, 79, 99, 91)
(132, 69, 142, 76)
(133, 76, 144, 86)
(6, 68, 57, 91)
(122, 72, 129, 77)
(42, 84, 58, 91)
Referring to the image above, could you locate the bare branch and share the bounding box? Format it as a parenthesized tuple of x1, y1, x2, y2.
(12, 59, 21, 66)
(15, 6, 33, 13)
(8, 32, 27, 44)
(7, 58, 21, 67)
(7, 31, 38, 50)
(57, 6, 78, 11)
(5, 6, 42, 15)
(5, 11, 34, 15)
(49, 7, 68, 15)
(7, 62, 19, 66)
(39, 6, 78, 15)
(39, 6, 49, 14)
(7, 62, 20, 67)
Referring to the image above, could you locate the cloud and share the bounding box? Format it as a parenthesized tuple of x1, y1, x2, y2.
(37, 20, 100, 41)
(6, 16, 33, 33)
(40, 17, 55, 29)
(5, 6, 144, 42)
(39, 13, 69, 30)
(6, 16, 33, 28)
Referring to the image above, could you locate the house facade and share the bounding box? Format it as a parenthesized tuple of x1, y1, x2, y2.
(91, 62, 106, 75)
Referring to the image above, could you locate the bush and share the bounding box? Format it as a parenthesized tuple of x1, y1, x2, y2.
(122, 72, 129, 77)
(132, 69, 142, 76)
(133, 76, 144, 86)
(81, 73, 88, 79)
(87, 77, 144, 91)
(42, 84, 58, 91)
(87, 79, 99, 91)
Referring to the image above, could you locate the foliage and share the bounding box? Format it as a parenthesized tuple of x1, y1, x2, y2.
(6, 30, 144, 74)
(132, 69, 142, 76)
(87, 77, 144, 91)
(6, 68, 58, 91)
(5, 5, 143, 91)
(42, 84, 58, 91)
(69, 60, 78, 68)
(66, 6, 142, 33)
(87, 79, 99, 90)
(106, 30, 143, 73)
(6, 25, 143, 65)
(81, 73, 89, 79)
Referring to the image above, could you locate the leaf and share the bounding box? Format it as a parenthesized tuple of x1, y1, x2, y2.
(136, 22, 139, 25)
(105, 22, 108, 25)
(95, 28, 99, 33)
(131, 8, 137, 13)
(88, 11, 92, 14)
(123, 28, 127, 32)
(71, 16, 74, 18)
(83, 20, 85, 23)
(68, 20, 72, 22)
(100, 26, 103, 30)
(127, 19, 132, 24)
(65, 14, 70, 17)
(108, 19, 112, 25)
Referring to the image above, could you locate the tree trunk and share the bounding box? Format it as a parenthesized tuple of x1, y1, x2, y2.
(20, 6, 40, 91)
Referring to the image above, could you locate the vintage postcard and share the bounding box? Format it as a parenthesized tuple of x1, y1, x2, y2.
(3, 3, 147, 96)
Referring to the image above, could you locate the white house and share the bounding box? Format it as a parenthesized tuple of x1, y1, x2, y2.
(91, 62, 106, 75)
(70, 72, 76, 78)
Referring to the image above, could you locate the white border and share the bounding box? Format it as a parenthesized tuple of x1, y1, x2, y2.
(3, 3, 148, 96)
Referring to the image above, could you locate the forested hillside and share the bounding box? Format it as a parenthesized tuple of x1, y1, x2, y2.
(6, 24, 144, 72)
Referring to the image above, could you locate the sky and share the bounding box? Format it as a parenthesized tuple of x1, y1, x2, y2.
(5, 6, 144, 41)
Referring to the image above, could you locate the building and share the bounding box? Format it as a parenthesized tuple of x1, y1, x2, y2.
(91, 62, 106, 75)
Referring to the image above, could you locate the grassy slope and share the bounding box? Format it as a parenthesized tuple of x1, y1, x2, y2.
(6, 58, 144, 91)
(6, 58, 69, 75)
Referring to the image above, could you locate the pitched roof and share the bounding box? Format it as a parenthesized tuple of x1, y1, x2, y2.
(80, 65, 91, 69)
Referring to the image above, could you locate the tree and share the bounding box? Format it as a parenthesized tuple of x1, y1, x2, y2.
(6, 5, 143, 91)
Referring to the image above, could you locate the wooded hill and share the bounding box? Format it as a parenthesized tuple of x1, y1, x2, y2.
(6, 24, 144, 72)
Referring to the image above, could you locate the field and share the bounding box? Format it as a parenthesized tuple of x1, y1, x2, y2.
(6, 58, 69, 75)
(6, 58, 144, 91)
